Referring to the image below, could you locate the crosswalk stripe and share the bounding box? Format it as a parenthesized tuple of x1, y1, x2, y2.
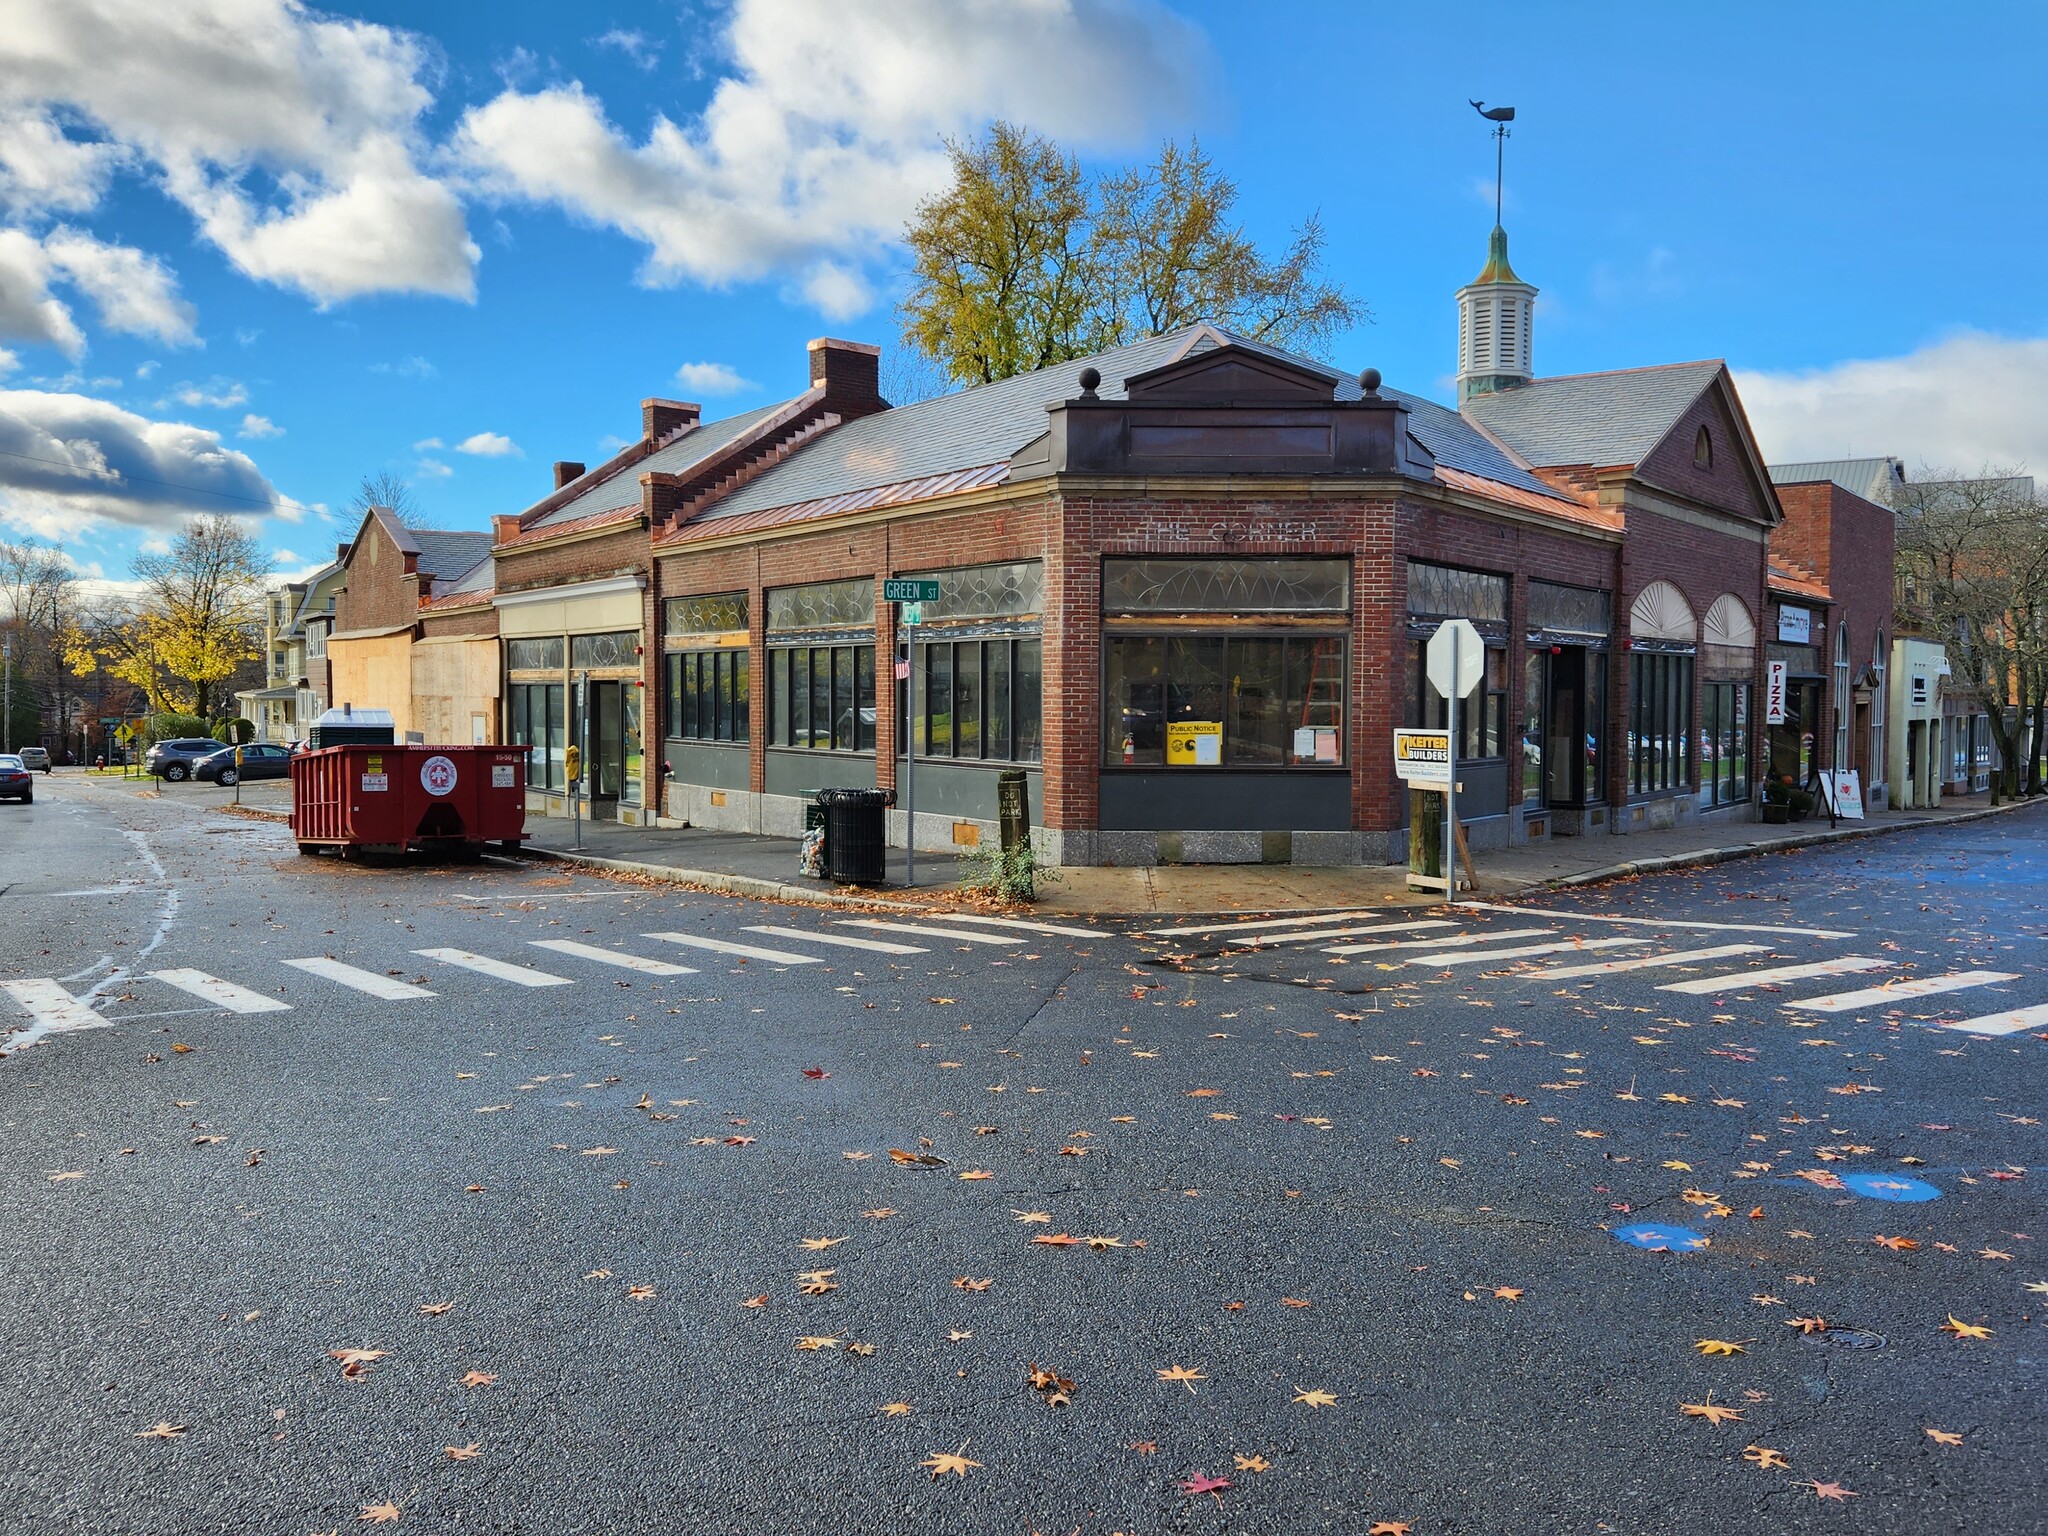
(1325, 927, 1556, 957)
(837, 920, 1023, 946)
(1456, 900, 1856, 940)
(1407, 937, 1652, 968)
(150, 968, 292, 1014)
(528, 940, 697, 975)
(1784, 970, 2020, 1014)
(745, 926, 927, 955)
(2, 979, 108, 1034)
(927, 914, 1110, 938)
(283, 957, 437, 999)
(1530, 943, 1771, 980)
(644, 932, 823, 965)
(1657, 955, 1891, 995)
(414, 948, 576, 988)
(1142, 910, 1382, 938)
(1224, 919, 1456, 948)
(1942, 1002, 2048, 1037)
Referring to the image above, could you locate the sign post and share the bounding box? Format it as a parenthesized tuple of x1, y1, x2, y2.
(1424, 619, 1485, 896)
(883, 579, 941, 887)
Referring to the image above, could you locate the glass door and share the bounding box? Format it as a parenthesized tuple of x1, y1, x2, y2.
(1543, 647, 1586, 807)
(588, 680, 624, 812)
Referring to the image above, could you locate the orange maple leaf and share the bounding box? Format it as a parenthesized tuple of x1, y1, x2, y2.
(1680, 1399, 1743, 1425)
(459, 1370, 496, 1388)
(1031, 1232, 1080, 1247)
(1743, 1445, 1789, 1470)
(1872, 1234, 1919, 1251)
(1157, 1364, 1207, 1392)
(358, 1503, 401, 1524)
(1940, 1315, 1993, 1340)
(920, 1445, 980, 1480)
(1925, 1428, 1963, 1446)
(1805, 1480, 1857, 1501)
(1367, 1524, 1411, 1536)
(444, 1443, 482, 1461)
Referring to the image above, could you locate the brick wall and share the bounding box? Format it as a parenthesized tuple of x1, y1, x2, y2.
(333, 516, 421, 633)
(1771, 482, 1895, 777)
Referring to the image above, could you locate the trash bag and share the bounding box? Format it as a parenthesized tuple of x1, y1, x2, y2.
(798, 825, 826, 878)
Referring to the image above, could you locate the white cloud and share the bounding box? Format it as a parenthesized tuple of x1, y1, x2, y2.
(1736, 331, 2048, 480)
(412, 435, 444, 451)
(134, 359, 156, 378)
(0, 346, 17, 375)
(371, 354, 435, 379)
(454, 0, 1207, 312)
(0, 228, 85, 355)
(0, 0, 478, 304)
(415, 457, 453, 479)
(238, 413, 282, 439)
(0, 386, 282, 537)
(595, 432, 631, 454)
(170, 378, 247, 409)
(234, 327, 260, 346)
(674, 360, 755, 395)
(42, 226, 197, 345)
(455, 430, 520, 457)
(270, 547, 302, 565)
(592, 28, 662, 71)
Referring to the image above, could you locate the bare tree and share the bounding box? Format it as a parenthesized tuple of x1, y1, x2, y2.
(0, 538, 78, 747)
(351, 471, 417, 522)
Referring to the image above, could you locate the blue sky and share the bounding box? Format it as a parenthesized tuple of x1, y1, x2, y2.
(3, 1, 2044, 593)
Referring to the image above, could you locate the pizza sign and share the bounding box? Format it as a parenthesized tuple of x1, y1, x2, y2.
(420, 754, 459, 796)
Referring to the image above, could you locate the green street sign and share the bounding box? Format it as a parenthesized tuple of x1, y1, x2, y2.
(883, 578, 940, 604)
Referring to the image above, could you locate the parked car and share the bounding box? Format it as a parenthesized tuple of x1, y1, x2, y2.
(16, 746, 50, 773)
(0, 754, 31, 803)
(195, 742, 296, 786)
(144, 737, 231, 782)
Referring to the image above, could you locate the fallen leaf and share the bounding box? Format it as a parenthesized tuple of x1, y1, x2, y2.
(1292, 1386, 1338, 1409)
(1233, 1453, 1270, 1473)
(957, 1170, 994, 1181)
(1281, 1296, 1312, 1308)
(1873, 1234, 1920, 1251)
(800, 1237, 846, 1251)
(1680, 1399, 1743, 1425)
(1367, 1524, 1411, 1536)
(1180, 1473, 1232, 1497)
(1743, 1444, 1789, 1469)
(1493, 1286, 1524, 1302)
(952, 1277, 993, 1292)
(1157, 1364, 1207, 1392)
(135, 1422, 187, 1439)
(920, 1446, 979, 1479)
(1786, 1316, 1828, 1335)
(880, 1401, 913, 1418)
(801, 1067, 830, 1079)
(418, 1302, 454, 1316)
(1031, 1232, 1081, 1247)
(1694, 1339, 1748, 1356)
(1925, 1428, 1963, 1446)
(1941, 1315, 1993, 1340)
(358, 1504, 400, 1525)
(795, 1335, 841, 1351)
(445, 1443, 482, 1461)
(460, 1370, 496, 1387)
(1804, 1481, 1857, 1501)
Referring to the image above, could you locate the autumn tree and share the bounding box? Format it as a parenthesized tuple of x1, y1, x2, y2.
(67, 516, 271, 719)
(1892, 470, 2048, 798)
(899, 124, 1363, 388)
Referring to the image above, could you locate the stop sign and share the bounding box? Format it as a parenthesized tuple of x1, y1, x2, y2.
(1425, 619, 1485, 700)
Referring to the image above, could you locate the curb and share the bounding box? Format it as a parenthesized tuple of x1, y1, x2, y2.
(1524, 798, 2044, 892)
(520, 845, 916, 911)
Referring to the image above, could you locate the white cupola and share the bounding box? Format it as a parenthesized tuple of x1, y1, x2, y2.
(1456, 225, 1537, 403)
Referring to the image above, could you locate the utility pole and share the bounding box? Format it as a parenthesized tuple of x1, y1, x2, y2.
(3, 635, 12, 754)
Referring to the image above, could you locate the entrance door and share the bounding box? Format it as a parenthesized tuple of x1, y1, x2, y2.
(1543, 647, 1586, 806)
(588, 680, 624, 815)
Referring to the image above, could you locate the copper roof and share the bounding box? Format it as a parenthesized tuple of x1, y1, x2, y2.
(655, 463, 1011, 548)
(495, 504, 640, 549)
(1768, 564, 1833, 603)
(1433, 464, 1621, 533)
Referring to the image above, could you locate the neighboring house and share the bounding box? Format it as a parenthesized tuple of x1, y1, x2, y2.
(237, 557, 346, 742)
(327, 507, 493, 743)
(1889, 636, 1949, 809)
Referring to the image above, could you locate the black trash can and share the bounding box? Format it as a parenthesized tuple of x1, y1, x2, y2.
(815, 786, 891, 884)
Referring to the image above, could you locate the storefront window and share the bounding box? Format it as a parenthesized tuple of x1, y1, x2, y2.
(1523, 653, 1544, 804)
(508, 681, 564, 789)
(767, 579, 874, 754)
(1629, 651, 1694, 795)
(1702, 682, 1750, 805)
(895, 561, 1045, 765)
(665, 650, 748, 743)
(1103, 635, 1344, 767)
(570, 630, 638, 669)
(1105, 557, 1348, 614)
(505, 637, 564, 672)
(1407, 639, 1506, 760)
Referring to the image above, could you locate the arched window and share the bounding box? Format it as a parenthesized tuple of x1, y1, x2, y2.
(1627, 581, 1697, 797)
(1693, 426, 1713, 470)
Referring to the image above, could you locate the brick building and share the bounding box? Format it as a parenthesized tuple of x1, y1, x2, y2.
(460, 219, 1811, 866)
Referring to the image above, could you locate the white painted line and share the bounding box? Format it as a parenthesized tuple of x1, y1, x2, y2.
(2, 979, 110, 1037)
(529, 940, 698, 976)
(283, 957, 437, 1000)
(644, 932, 822, 965)
(1785, 970, 2020, 1014)
(921, 913, 1111, 939)
(837, 920, 1023, 946)
(414, 948, 576, 988)
(745, 926, 927, 955)
(1942, 1002, 2048, 1037)
(1657, 955, 1892, 995)
(1325, 927, 1556, 957)
(1224, 919, 1457, 948)
(1407, 937, 1652, 968)
(149, 968, 292, 1014)
(1531, 943, 1772, 980)
(1142, 910, 1382, 937)
(1456, 899, 1853, 940)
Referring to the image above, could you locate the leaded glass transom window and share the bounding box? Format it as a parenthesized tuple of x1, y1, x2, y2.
(570, 630, 638, 668)
(1527, 581, 1611, 638)
(506, 637, 564, 672)
(665, 592, 748, 640)
(901, 561, 1043, 622)
(1102, 558, 1348, 616)
(1407, 561, 1507, 623)
(767, 579, 875, 633)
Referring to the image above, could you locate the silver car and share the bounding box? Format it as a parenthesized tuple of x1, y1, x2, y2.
(15, 746, 49, 773)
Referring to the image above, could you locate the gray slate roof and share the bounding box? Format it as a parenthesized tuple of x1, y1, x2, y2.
(1461, 360, 1724, 469)
(411, 529, 491, 584)
(1767, 457, 1905, 504)
(536, 400, 794, 527)
(699, 325, 1564, 523)
(434, 551, 494, 596)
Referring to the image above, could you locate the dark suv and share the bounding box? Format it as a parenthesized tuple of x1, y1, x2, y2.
(144, 737, 230, 782)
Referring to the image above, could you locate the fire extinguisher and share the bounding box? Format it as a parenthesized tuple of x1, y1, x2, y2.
(1121, 735, 1135, 765)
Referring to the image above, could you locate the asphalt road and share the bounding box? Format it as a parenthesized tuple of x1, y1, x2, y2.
(2, 774, 2044, 1535)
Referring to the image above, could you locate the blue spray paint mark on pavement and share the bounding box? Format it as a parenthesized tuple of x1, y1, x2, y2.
(1614, 1223, 1710, 1253)
(1839, 1171, 1941, 1202)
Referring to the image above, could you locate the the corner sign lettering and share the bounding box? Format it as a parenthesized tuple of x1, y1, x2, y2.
(1765, 661, 1788, 724)
(1139, 519, 1320, 543)
(1393, 728, 1452, 786)
(1777, 606, 1812, 644)
(883, 578, 941, 604)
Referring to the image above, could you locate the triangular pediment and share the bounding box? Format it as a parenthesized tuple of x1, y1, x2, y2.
(1122, 341, 1339, 405)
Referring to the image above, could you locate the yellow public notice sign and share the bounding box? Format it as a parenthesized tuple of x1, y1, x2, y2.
(1165, 720, 1222, 766)
(1393, 728, 1452, 786)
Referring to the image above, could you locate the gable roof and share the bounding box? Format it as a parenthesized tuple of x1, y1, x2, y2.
(532, 398, 797, 528)
(1461, 360, 1725, 469)
(411, 529, 491, 586)
(691, 325, 1568, 527)
(1768, 457, 1905, 505)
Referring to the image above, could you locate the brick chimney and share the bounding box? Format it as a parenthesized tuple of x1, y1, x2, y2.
(552, 460, 585, 490)
(641, 471, 686, 527)
(642, 399, 699, 443)
(491, 515, 522, 546)
(808, 337, 885, 418)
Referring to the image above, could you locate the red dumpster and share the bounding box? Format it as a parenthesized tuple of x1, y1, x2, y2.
(290, 744, 529, 858)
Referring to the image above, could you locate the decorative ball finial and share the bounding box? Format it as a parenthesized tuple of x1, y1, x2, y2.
(1358, 367, 1382, 397)
(1077, 366, 1101, 397)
